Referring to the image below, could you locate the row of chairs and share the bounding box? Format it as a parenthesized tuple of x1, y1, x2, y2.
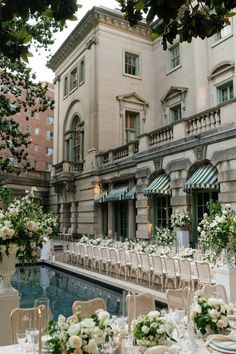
(10, 284, 227, 344)
(63, 242, 215, 290)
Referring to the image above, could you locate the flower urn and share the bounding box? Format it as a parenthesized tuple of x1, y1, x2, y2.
(0, 252, 18, 294)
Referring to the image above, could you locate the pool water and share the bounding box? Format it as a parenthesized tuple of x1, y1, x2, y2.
(12, 265, 123, 320)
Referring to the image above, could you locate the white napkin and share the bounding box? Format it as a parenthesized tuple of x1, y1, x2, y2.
(144, 344, 195, 354)
(205, 329, 236, 347)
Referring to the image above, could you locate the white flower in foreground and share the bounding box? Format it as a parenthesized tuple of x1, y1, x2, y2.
(148, 311, 160, 320)
(141, 325, 150, 334)
(191, 304, 202, 314)
(69, 335, 82, 349)
(96, 309, 110, 322)
(68, 323, 81, 336)
(80, 318, 96, 328)
(84, 338, 99, 354)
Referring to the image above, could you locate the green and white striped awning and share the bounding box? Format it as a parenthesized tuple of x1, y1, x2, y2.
(104, 185, 129, 202)
(184, 164, 219, 192)
(95, 191, 108, 204)
(144, 173, 171, 196)
(124, 186, 136, 200)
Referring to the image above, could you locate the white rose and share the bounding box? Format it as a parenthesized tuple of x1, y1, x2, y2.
(84, 338, 99, 353)
(96, 310, 110, 322)
(141, 325, 150, 334)
(208, 309, 219, 319)
(68, 323, 81, 336)
(148, 311, 160, 320)
(191, 304, 202, 314)
(80, 318, 96, 328)
(217, 317, 228, 328)
(68, 335, 82, 349)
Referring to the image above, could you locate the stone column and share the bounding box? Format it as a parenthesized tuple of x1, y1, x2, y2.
(70, 202, 77, 234)
(136, 168, 151, 240)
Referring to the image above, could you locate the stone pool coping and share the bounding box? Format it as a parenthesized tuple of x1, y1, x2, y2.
(42, 259, 167, 305)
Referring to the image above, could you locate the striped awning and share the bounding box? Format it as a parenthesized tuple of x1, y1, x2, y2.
(184, 164, 219, 192)
(124, 186, 136, 200)
(104, 185, 129, 202)
(144, 173, 171, 196)
(95, 191, 108, 204)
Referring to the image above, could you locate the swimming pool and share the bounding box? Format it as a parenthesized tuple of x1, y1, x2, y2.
(12, 265, 123, 320)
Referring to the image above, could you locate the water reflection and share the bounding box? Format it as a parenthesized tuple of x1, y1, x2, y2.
(12, 266, 123, 320)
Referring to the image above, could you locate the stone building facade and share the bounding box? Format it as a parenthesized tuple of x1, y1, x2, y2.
(48, 6, 236, 244)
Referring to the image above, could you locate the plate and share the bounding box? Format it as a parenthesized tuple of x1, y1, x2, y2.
(209, 338, 236, 353)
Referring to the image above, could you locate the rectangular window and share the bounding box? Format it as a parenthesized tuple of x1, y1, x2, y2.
(34, 112, 39, 119)
(125, 52, 139, 76)
(34, 144, 39, 152)
(46, 147, 53, 156)
(25, 125, 30, 133)
(215, 25, 231, 41)
(47, 116, 54, 125)
(125, 111, 139, 143)
(64, 76, 68, 97)
(217, 81, 233, 103)
(35, 127, 40, 135)
(169, 43, 180, 69)
(79, 58, 85, 84)
(170, 104, 182, 122)
(70, 68, 78, 92)
(45, 163, 52, 171)
(34, 160, 39, 169)
(46, 131, 53, 140)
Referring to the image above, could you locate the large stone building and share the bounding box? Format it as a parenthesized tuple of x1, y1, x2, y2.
(48, 6, 236, 244)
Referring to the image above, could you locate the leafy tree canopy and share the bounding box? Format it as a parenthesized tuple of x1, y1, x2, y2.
(117, 1, 236, 49)
(0, 0, 79, 174)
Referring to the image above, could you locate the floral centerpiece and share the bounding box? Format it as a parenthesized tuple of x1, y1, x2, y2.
(155, 227, 176, 246)
(132, 310, 175, 349)
(47, 309, 118, 354)
(198, 202, 236, 263)
(0, 186, 57, 265)
(179, 247, 196, 260)
(171, 209, 191, 229)
(191, 293, 232, 336)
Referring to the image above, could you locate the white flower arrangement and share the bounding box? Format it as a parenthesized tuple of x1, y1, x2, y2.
(191, 295, 233, 336)
(48, 309, 121, 354)
(156, 227, 176, 246)
(171, 209, 191, 229)
(132, 310, 175, 348)
(179, 247, 196, 260)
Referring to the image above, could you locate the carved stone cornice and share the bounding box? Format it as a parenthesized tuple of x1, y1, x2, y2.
(48, 7, 151, 71)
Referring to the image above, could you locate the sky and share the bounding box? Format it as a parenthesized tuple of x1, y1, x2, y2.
(29, 0, 119, 83)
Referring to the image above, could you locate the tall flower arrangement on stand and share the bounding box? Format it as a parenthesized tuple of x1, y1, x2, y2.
(198, 202, 236, 263)
(0, 186, 57, 265)
(155, 227, 176, 246)
(171, 209, 191, 229)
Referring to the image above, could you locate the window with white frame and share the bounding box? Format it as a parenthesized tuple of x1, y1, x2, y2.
(46, 131, 53, 140)
(35, 127, 40, 135)
(46, 147, 53, 156)
(70, 116, 84, 163)
(34, 144, 38, 152)
(34, 160, 39, 169)
(125, 52, 139, 76)
(70, 67, 78, 92)
(214, 24, 232, 42)
(45, 163, 52, 171)
(125, 111, 139, 143)
(170, 104, 182, 122)
(169, 43, 180, 70)
(79, 58, 85, 84)
(47, 116, 54, 125)
(217, 81, 233, 103)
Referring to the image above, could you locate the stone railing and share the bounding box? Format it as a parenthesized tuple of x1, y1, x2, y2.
(98, 141, 139, 166)
(54, 161, 83, 174)
(148, 126, 173, 147)
(5, 169, 51, 181)
(185, 107, 221, 136)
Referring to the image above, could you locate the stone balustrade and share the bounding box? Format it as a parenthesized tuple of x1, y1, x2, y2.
(54, 161, 83, 174)
(185, 107, 221, 136)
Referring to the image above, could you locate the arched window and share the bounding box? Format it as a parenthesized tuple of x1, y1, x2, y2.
(71, 116, 84, 163)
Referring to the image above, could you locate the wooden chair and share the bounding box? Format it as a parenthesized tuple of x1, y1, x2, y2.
(126, 292, 155, 331)
(203, 284, 228, 303)
(178, 259, 198, 290)
(10, 305, 47, 345)
(151, 254, 165, 290)
(196, 261, 215, 287)
(72, 298, 107, 318)
(166, 287, 190, 314)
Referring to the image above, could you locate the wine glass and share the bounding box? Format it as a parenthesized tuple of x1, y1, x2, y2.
(25, 328, 39, 354)
(16, 332, 26, 354)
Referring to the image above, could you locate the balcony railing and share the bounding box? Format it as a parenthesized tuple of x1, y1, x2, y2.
(54, 161, 83, 174)
(185, 107, 221, 136)
(148, 126, 173, 147)
(98, 141, 139, 166)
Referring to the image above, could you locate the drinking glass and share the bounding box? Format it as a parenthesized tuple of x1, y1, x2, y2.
(16, 332, 26, 354)
(26, 328, 40, 354)
(34, 297, 50, 331)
